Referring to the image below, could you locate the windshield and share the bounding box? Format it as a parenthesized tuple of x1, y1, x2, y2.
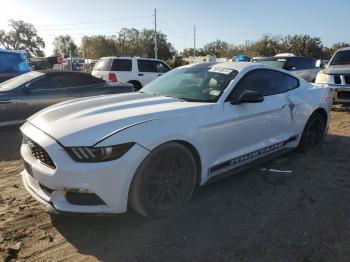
(329, 50, 350, 65)
(141, 64, 238, 102)
(0, 71, 44, 91)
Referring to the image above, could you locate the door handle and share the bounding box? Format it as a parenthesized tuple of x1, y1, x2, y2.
(158, 74, 162, 76)
(138, 73, 144, 76)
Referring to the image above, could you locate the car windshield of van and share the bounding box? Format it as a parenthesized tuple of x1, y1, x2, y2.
(141, 64, 238, 102)
(329, 50, 350, 65)
(0, 71, 44, 91)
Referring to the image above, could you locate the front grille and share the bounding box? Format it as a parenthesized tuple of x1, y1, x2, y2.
(344, 75, 350, 85)
(338, 91, 350, 99)
(334, 75, 341, 84)
(27, 139, 56, 169)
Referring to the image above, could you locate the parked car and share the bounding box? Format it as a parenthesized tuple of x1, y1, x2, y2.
(20, 62, 332, 218)
(0, 70, 134, 127)
(29, 56, 59, 70)
(91, 56, 171, 90)
(0, 49, 31, 83)
(315, 47, 350, 104)
(253, 56, 321, 82)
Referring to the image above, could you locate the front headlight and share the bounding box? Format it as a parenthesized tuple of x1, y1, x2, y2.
(315, 71, 330, 84)
(66, 143, 135, 162)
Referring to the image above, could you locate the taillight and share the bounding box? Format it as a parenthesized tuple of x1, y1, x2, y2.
(109, 73, 117, 82)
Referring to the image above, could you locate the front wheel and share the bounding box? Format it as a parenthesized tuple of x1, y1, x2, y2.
(297, 112, 327, 153)
(129, 142, 197, 218)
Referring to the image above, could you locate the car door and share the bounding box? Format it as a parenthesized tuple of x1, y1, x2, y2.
(0, 90, 18, 125)
(210, 69, 298, 175)
(16, 73, 81, 120)
(137, 59, 160, 86)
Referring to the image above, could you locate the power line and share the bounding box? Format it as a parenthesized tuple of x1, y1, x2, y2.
(38, 22, 153, 32)
(36, 15, 153, 28)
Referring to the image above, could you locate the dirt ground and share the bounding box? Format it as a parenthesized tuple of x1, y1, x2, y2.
(0, 108, 350, 262)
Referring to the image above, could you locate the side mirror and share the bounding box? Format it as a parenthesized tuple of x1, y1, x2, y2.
(232, 90, 264, 104)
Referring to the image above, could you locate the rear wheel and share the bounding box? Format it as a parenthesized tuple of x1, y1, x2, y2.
(128, 81, 142, 91)
(129, 142, 197, 218)
(297, 112, 327, 153)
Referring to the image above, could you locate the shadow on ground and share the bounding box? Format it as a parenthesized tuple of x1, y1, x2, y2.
(0, 125, 22, 162)
(51, 134, 350, 262)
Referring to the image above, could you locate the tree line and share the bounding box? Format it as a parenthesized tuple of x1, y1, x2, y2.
(181, 36, 349, 60)
(0, 20, 349, 62)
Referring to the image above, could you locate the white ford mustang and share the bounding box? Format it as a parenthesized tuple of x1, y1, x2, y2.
(20, 62, 332, 218)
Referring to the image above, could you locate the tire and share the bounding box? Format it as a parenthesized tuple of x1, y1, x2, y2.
(128, 81, 142, 91)
(129, 142, 197, 218)
(297, 112, 327, 153)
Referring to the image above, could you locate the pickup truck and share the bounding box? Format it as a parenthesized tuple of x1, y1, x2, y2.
(315, 47, 350, 104)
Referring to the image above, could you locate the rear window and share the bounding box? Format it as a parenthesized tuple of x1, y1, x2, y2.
(93, 59, 111, 71)
(285, 57, 316, 70)
(111, 59, 132, 71)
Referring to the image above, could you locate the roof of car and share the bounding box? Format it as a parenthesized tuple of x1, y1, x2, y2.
(38, 70, 89, 75)
(339, 47, 350, 51)
(100, 56, 161, 61)
(186, 61, 255, 72)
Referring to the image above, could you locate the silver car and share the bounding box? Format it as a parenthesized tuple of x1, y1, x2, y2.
(254, 56, 321, 82)
(0, 70, 134, 127)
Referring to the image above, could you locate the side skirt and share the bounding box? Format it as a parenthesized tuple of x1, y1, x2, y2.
(205, 148, 294, 185)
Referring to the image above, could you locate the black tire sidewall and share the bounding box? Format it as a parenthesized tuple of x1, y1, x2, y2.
(129, 142, 197, 218)
(297, 112, 326, 153)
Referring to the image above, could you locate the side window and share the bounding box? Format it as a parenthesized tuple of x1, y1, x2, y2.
(29, 76, 60, 90)
(283, 74, 299, 91)
(284, 57, 298, 70)
(229, 69, 298, 101)
(111, 59, 132, 71)
(68, 73, 105, 86)
(155, 61, 170, 73)
(56, 73, 82, 88)
(137, 60, 157, 72)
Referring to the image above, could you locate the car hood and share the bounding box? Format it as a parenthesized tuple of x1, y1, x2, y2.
(27, 92, 208, 146)
(323, 65, 350, 75)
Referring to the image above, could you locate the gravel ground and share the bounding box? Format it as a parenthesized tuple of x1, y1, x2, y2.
(0, 108, 350, 262)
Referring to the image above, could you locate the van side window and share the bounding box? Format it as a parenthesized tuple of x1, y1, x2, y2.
(111, 59, 132, 71)
(137, 60, 157, 72)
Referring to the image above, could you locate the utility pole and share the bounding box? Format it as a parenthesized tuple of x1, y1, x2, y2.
(193, 25, 196, 63)
(154, 8, 158, 59)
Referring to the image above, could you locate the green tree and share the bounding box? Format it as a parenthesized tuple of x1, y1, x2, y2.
(180, 48, 206, 57)
(52, 35, 78, 58)
(80, 35, 117, 59)
(116, 28, 175, 60)
(281, 34, 324, 57)
(0, 20, 45, 57)
(323, 41, 350, 59)
(203, 40, 230, 57)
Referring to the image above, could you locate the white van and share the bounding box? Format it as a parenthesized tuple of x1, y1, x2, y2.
(91, 57, 171, 90)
